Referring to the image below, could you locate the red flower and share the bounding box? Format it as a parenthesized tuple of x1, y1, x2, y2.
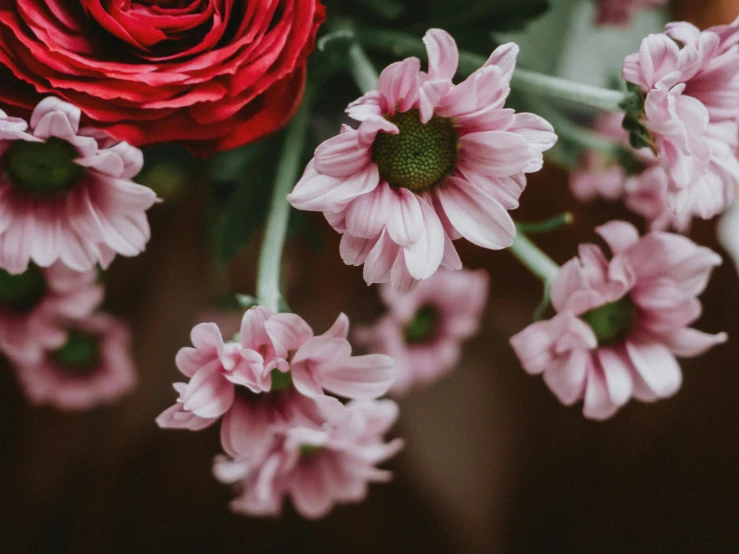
(0, 1, 326, 157)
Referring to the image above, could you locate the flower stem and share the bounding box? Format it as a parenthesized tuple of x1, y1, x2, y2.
(256, 91, 313, 313)
(508, 232, 560, 284)
(355, 27, 630, 112)
(347, 41, 380, 94)
(530, 99, 623, 156)
(516, 213, 573, 235)
(511, 68, 628, 113)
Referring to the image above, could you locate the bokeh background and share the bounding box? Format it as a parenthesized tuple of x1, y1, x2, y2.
(1, 0, 738, 552)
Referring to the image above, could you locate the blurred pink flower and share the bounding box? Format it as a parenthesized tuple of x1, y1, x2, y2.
(156, 306, 395, 431)
(355, 268, 489, 395)
(624, 165, 691, 231)
(13, 313, 136, 411)
(569, 113, 636, 203)
(0, 97, 159, 274)
(622, 21, 739, 219)
(569, 113, 689, 231)
(570, 149, 628, 203)
(0, 263, 102, 365)
(214, 399, 403, 519)
(288, 29, 556, 292)
(595, 0, 667, 27)
(510, 221, 726, 420)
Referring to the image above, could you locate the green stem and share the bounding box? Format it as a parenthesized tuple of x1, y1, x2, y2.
(511, 68, 628, 113)
(533, 284, 551, 322)
(347, 41, 380, 94)
(355, 27, 629, 112)
(529, 99, 623, 156)
(516, 213, 573, 235)
(256, 91, 313, 313)
(508, 232, 560, 284)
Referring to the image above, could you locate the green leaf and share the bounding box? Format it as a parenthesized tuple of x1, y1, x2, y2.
(352, 0, 405, 20)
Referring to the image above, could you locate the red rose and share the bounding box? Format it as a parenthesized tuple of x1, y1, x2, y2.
(0, 1, 326, 157)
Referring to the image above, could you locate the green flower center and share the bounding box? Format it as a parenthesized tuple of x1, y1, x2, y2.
(51, 330, 102, 375)
(404, 304, 440, 344)
(0, 265, 47, 313)
(581, 297, 635, 345)
(372, 108, 459, 192)
(5, 137, 84, 195)
(299, 444, 323, 458)
(270, 368, 293, 392)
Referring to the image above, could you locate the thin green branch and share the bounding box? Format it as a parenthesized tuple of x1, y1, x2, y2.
(516, 213, 574, 235)
(256, 91, 313, 313)
(508, 232, 560, 284)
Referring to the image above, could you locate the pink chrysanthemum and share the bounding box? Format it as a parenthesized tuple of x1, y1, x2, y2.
(13, 313, 136, 410)
(355, 268, 489, 395)
(0, 97, 159, 274)
(288, 29, 556, 292)
(595, 0, 667, 27)
(569, 113, 689, 231)
(622, 19, 739, 219)
(510, 221, 726, 420)
(213, 399, 403, 519)
(156, 306, 395, 432)
(663, 17, 739, 123)
(0, 262, 102, 365)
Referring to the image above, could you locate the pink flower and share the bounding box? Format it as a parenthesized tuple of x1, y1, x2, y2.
(219, 389, 345, 462)
(663, 17, 739, 123)
(13, 313, 136, 411)
(595, 0, 667, 27)
(622, 20, 739, 219)
(624, 165, 691, 231)
(0, 97, 159, 274)
(355, 268, 489, 395)
(213, 399, 403, 519)
(569, 113, 637, 203)
(0, 263, 103, 365)
(288, 29, 556, 292)
(569, 113, 688, 231)
(510, 221, 726, 420)
(156, 306, 395, 431)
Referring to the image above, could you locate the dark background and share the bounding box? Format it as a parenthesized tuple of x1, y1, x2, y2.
(1, 1, 738, 552)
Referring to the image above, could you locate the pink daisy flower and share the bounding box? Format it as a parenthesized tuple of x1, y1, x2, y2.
(595, 0, 667, 27)
(213, 399, 403, 519)
(0, 262, 102, 365)
(355, 268, 489, 395)
(13, 313, 137, 411)
(288, 29, 556, 292)
(156, 306, 395, 432)
(622, 20, 739, 219)
(0, 97, 159, 274)
(510, 221, 726, 420)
